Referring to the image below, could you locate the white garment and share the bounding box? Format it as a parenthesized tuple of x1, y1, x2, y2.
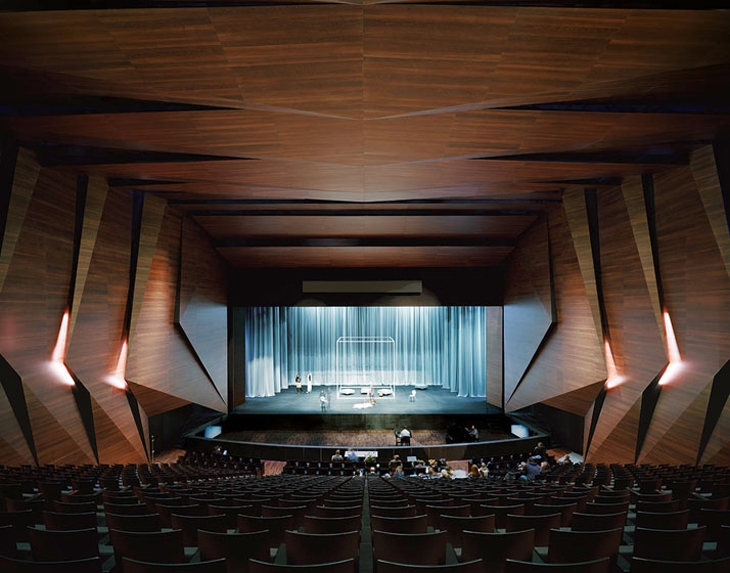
(307, 373, 312, 393)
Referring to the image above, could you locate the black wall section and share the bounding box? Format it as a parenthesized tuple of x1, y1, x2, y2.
(0, 352, 38, 465)
(698, 358, 730, 464)
(636, 367, 665, 463)
(70, 372, 98, 464)
(229, 267, 504, 307)
(0, 139, 19, 252)
(126, 388, 149, 460)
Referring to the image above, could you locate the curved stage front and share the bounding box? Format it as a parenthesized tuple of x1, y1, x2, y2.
(185, 386, 548, 462)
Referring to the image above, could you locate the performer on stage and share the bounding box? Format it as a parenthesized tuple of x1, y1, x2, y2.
(307, 372, 313, 393)
(295, 374, 302, 394)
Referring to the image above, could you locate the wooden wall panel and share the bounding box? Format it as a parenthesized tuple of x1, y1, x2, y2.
(0, 392, 33, 465)
(586, 186, 666, 463)
(179, 217, 228, 405)
(125, 206, 227, 414)
(486, 306, 503, 409)
(638, 166, 730, 464)
(562, 187, 602, 345)
(217, 245, 513, 269)
(621, 175, 665, 346)
(505, 204, 606, 415)
(65, 184, 148, 464)
(68, 176, 107, 344)
(503, 217, 552, 404)
(0, 156, 96, 464)
(0, 147, 38, 295)
(691, 146, 730, 283)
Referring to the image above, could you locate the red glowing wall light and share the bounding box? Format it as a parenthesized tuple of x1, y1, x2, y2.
(659, 310, 683, 386)
(108, 339, 128, 390)
(604, 339, 625, 389)
(50, 311, 75, 386)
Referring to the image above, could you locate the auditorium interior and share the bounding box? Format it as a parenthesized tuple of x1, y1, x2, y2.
(1, 1, 730, 572)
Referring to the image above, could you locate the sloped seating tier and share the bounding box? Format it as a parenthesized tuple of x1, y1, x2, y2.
(0, 459, 728, 572)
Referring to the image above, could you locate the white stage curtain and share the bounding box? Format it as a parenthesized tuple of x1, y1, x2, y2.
(244, 306, 487, 398)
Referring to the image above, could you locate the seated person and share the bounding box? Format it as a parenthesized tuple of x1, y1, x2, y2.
(388, 454, 401, 474)
(399, 427, 412, 445)
(345, 449, 359, 463)
(331, 449, 344, 463)
(519, 457, 542, 482)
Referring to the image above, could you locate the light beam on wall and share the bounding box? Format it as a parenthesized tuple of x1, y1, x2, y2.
(108, 339, 129, 390)
(659, 310, 683, 385)
(50, 311, 75, 386)
(604, 339, 625, 389)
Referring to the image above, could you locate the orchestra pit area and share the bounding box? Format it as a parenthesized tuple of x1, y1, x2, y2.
(0, 453, 729, 572)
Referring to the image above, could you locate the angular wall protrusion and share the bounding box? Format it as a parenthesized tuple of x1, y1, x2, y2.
(563, 186, 603, 345)
(128, 194, 167, 346)
(505, 205, 606, 413)
(691, 145, 730, 284)
(0, 146, 39, 295)
(67, 175, 108, 343)
(503, 216, 553, 403)
(178, 217, 228, 407)
(621, 174, 665, 348)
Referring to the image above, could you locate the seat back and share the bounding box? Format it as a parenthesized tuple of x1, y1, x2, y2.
(633, 526, 706, 561)
(479, 503, 524, 529)
(27, 526, 99, 562)
(106, 512, 162, 532)
(547, 527, 622, 564)
(198, 528, 269, 571)
(109, 528, 186, 572)
(303, 514, 362, 534)
(370, 514, 427, 534)
(570, 511, 627, 531)
(461, 529, 535, 573)
(368, 505, 415, 518)
(237, 513, 293, 549)
(630, 556, 730, 573)
(698, 509, 730, 541)
(122, 557, 227, 573)
(0, 554, 102, 573)
(635, 509, 690, 530)
(103, 502, 150, 516)
(43, 510, 97, 531)
(376, 558, 485, 573)
(439, 514, 495, 548)
(505, 512, 561, 545)
(505, 557, 611, 573)
(372, 530, 447, 567)
(170, 513, 227, 546)
(248, 557, 356, 573)
(0, 524, 17, 558)
(284, 530, 359, 566)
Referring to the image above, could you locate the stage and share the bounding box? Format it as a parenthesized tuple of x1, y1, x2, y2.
(234, 385, 497, 416)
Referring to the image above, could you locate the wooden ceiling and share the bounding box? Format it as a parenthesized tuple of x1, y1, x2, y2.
(1, 2, 729, 268)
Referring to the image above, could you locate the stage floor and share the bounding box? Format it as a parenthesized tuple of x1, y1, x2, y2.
(233, 386, 500, 416)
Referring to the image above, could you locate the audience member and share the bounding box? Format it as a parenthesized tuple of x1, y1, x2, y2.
(520, 456, 542, 482)
(331, 449, 344, 462)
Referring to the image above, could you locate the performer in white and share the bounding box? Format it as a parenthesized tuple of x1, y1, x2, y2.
(307, 372, 313, 393)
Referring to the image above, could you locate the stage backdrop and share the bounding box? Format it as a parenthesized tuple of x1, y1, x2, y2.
(244, 306, 487, 399)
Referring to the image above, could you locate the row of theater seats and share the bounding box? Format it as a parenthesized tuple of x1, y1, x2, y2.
(0, 458, 729, 571)
(365, 469, 730, 572)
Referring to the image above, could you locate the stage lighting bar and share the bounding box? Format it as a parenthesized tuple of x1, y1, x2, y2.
(302, 280, 422, 294)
